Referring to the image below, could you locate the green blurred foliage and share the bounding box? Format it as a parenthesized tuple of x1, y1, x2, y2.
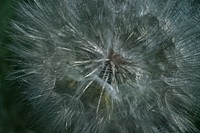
(0, 0, 35, 132)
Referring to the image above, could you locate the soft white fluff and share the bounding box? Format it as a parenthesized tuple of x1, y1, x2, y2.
(10, 0, 200, 132)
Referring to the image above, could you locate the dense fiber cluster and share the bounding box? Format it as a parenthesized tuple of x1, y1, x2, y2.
(10, 0, 200, 132)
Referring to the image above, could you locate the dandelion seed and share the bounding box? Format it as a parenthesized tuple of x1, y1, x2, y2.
(10, 0, 200, 132)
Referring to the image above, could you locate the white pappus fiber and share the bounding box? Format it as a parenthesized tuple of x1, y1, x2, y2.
(10, 0, 200, 132)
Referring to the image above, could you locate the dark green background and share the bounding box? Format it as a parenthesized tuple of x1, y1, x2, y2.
(0, 0, 35, 132)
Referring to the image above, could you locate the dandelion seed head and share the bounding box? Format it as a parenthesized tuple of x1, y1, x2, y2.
(10, 0, 200, 132)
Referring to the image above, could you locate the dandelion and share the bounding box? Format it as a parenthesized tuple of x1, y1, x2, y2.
(10, 0, 200, 132)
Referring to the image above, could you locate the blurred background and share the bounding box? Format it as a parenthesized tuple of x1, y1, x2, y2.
(0, 0, 35, 132)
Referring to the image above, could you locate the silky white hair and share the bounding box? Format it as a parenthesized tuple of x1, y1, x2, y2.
(10, 0, 200, 132)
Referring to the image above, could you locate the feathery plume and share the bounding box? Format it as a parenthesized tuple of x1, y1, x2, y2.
(10, 0, 200, 132)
